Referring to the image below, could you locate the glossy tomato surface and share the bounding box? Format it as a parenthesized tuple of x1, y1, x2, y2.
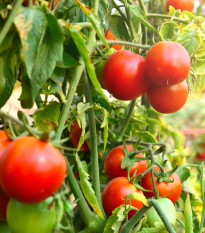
(146, 198, 176, 227)
(7, 198, 56, 233)
(0, 136, 67, 203)
(102, 50, 150, 101)
(102, 177, 144, 218)
(166, 0, 195, 12)
(69, 120, 90, 152)
(141, 167, 182, 203)
(0, 187, 9, 221)
(104, 29, 123, 51)
(0, 130, 11, 158)
(146, 80, 189, 114)
(104, 145, 147, 180)
(145, 41, 190, 86)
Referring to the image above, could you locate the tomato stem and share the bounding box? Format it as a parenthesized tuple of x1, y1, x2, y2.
(0, 110, 25, 129)
(199, 191, 205, 233)
(146, 13, 189, 24)
(96, 40, 151, 49)
(112, 0, 129, 24)
(28, 0, 32, 7)
(124, 0, 136, 40)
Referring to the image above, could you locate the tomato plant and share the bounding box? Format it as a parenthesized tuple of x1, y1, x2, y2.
(104, 145, 147, 179)
(69, 120, 90, 152)
(7, 198, 56, 233)
(146, 80, 189, 114)
(102, 50, 150, 100)
(146, 198, 176, 227)
(0, 187, 9, 221)
(102, 177, 145, 218)
(141, 167, 182, 203)
(166, 0, 195, 12)
(0, 136, 67, 203)
(104, 30, 123, 51)
(145, 41, 190, 86)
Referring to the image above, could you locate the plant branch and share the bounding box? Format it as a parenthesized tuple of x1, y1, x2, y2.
(93, 0, 99, 15)
(112, 0, 129, 24)
(146, 13, 189, 24)
(124, 0, 136, 40)
(0, 110, 25, 129)
(199, 193, 205, 233)
(138, 0, 147, 13)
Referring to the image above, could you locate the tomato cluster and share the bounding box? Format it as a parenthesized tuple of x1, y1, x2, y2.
(102, 145, 182, 218)
(166, 0, 195, 12)
(104, 29, 123, 51)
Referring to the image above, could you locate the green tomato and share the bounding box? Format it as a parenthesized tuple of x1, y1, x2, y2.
(95, 58, 107, 88)
(146, 198, 176, 227)
(7, 198, 56, 233)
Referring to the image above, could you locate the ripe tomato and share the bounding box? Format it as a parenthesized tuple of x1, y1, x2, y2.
(102, 50, 150, 100)
(69, 120, 90, 151)
(146, 80, 189, 114)
(22, 0, 35, 6)
(141, 167, 182, 203)
(104, 145, 147, 180)
(104, 29, 123, 51)
(102, 177, 145, 218)
(146, 198, 176, 227)
(7, 198, 56, 233)
(0, 136, 67, 203)
(166, 0, 195, 12)
(0, 187, 9, 221)
(145, 41, 190, 86)
(0, 130, 11, 158)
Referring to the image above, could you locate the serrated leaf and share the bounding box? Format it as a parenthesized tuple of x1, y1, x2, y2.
(109, 15, 130, 41)
(184, 194, 193, 233)
(129, 5, 156, 33)
(160, 22, 180, 41)
(126, 192, 148, 206)
(136, 132, 156, 143)
(176, 166, 190, 183)
(69, 28, 107, 100)
(33, 101, 60, 132)
(75, 155, 104, 219)
(121, 156, 134, 170)
(132, 215, 147, 233)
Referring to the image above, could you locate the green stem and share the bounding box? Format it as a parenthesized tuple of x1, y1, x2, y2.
(71, 22, 92, 29)
(112, 0, 129, 25)
(115, 99, 137, 141)
(96, 40, 151, 49)
(124, 0, 136, 40)
(199, 195, 205, 233)
(146, 13, 189, 24)
(0, 0, 24, 45)
(28, 0, 32, 7)
(82, 71, 106, 217)
(93, 0, 99, 15)
(138, 0, 147, 13)
(0, 110, 25, 129)
(150, 149, 159, 199)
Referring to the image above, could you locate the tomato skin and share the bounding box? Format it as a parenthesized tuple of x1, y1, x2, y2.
(146, 198, 176, 227)
(104, 145, 147, 180)
(0, 131, 11, 158)
(146, 80, 189, 114)
(22, 0, 35, 6)
(0, 136, 67, 203)
(102, 177, 144, 218)
(145, 41, 190, 86)
(166, 0, 195, 12)
(0, 187, 9, 221)
(196, 151, 205, 160)
(7, 198, 56, 233)
(69, 120, 90, 152)
(95, 58, 107, 88)
(104, 30, 123, 51)
(102, 50, 150, 101)
(141, 167, 182, 203)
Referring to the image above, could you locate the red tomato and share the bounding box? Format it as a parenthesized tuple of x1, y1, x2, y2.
(146, 80, 189, 114)
(102, 50, 150, 101)
(69, 120, 90, 152)
(0, 131, 11, 158)
(141, 167, 182, 203)
(196, 151, 205, 160)
(102, 177, 144, 218)
(0, 187, 9, 221)
(22, 0, 35, 6)
(166, 0, 195, 12)
(0, 136, 67, 203)
(104, 145, 147, 180)
(145, 41, 190, 86)
(104, 30, 123, 51)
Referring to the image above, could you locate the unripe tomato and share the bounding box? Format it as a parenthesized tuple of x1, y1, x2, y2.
(104, 29, 123, 51)
(146, 198, 176, 227)
(145, 41, 190, 86)
(146, 80, 189, 114)
(102, 177, 145, 218)
(0, 136, 67, 203)
(7, 198, 56, 233)
(0, 187, 9, 221)
(166, 0, 195, 12)
(95, 58, 107, 88)
(104, 145, 147, 180)
(102, 50, 150, 101)
(69, 120, 90, 152)
(141, 167, 182, 203)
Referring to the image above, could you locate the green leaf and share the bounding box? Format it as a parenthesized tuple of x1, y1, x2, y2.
(0, 30, 16, 54)
(129, 5, 156, 33)
(184, 194, 193, 233)
(33, 101, 61, 132)
(176, 24, 201, 56)
(75, 155, 104, 219)
(125, 192, 148, 206)
(0, 47, 20, 108)
(121, 156, 134, 170)
(14, 8, 47, 77)
(176, 166, 190, 183)
(98, 0, 113, 29)
(109, 15, 130, 41)
(56, 51, 79, 69)
(160, 22, 180, 41)
(136, 131, 156, 143)
(103, 205, 126, 233)
(69, 28, 107, 99)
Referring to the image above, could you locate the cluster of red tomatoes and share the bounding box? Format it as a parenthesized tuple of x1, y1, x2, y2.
(102, 144, 182, 220)
(166, 0, 195, 12)
(100, 40, 190, 114)
(0, 131, 67, 232)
